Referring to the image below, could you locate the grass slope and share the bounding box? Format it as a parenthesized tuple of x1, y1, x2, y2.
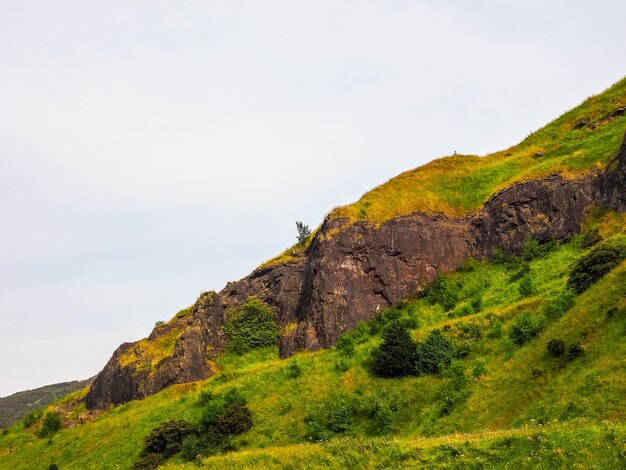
(1, 211, 624, 469)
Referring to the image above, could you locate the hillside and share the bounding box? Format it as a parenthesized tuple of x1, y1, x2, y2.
(0, 79, 625, 469)
(0, 380, 92, 429)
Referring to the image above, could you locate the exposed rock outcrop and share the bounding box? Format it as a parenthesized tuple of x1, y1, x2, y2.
(85, 131, 626, 410)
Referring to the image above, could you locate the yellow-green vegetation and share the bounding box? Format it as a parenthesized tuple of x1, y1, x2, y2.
(333, 77, 626, 224)
(1, 210, 624, 469)
(257, 226, 319, 270)
(118, 327, 183, 370)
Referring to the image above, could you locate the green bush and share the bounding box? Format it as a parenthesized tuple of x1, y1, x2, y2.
(143, 419, 197, 457)
(223, 297, 279, 353)
(472, 357, 487, 379)
(543, 289, 576, 319)
(509, 262, 530, 282)
(415, 329, 456, 375)
(508, 313, 543, 346)
(38, 412, 61, 438)
(326, 394, 357, 432)
(216, 405, 253, 436)
(285, 358, 303, 378)
(568, 343, 585, 360)
(180, 435, 202, 461)
(547, 339, 566, 356)
(579, 227, 602, 248)
(22, 410, 42, 429)
(424, 275, 460, 311)
(567, 241, 626, 293)
(523, 235, 541, 261)
(491, 247, 516, 267)
(518, 274, 536, 297)
(470, 294, 483, 313)
(437, 361, 470, 416)
(336, 333, 356, 357)
(133, 453, 162, 469)
(47, 465, 59, 470)
(372, 320, 418, 377)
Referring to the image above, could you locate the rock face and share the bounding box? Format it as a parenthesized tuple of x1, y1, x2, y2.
(85, 292, 226, 409)
(85, 132, 626, 410)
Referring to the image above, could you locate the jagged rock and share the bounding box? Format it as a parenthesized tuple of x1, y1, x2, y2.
(85, 292, 226, 409)
(85, 131, 626, 410)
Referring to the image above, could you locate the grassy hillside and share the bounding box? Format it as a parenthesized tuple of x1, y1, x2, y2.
(1, 210, 624, 469)
(260, 77, 626, 268)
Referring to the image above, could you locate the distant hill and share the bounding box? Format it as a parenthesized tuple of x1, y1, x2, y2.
(0, 379, 92, 429)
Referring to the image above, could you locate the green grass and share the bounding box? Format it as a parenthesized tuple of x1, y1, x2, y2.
(1, 211, 624, 469)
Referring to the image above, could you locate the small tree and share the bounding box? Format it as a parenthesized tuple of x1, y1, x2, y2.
(415, 329, 456, 375)
(372, 320, 418, 377)
(38, 412, 61, 438)
(295, 221, 311, 245)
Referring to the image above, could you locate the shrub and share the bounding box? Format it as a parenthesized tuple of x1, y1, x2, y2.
(336, 333, 356, 357)
(38, 412, 61, 438)
(470, 294, 483, 313)
(285, 358, 303, 378)
(22, 410, 42, 429)
(472, 357, 487, 379)
(180, 435, 203, 461)
(143, 419, 197, 457)
(509, 262, 530, 282)
(523, 235, 541, 261)
(543, 289, 576, 319)
(197, 390, 214, 406)
(223, 297, 279, 353)
(372, 320, 418, 377)
(326, 395, 357, 432)
(547, 339, 566, 356)
(486, 318, 503, 338)
(415, 329, 456, 375)
(304, 413, 330, 442)
(491, 247, 515, 267)
(216, 405, 253, 436)
(334, 357, 351, 373)
(568, 343, 585, 360)
(47, 465, 59, 470)
(579, 227, 602, 248)
(518, 274, 536, 297)
(424, 275, 459, 311)
(437, 361, 470, 416)
(508, 313, 543, 346)
(133, 453, 162, 470)
(567, 241, 626, 293)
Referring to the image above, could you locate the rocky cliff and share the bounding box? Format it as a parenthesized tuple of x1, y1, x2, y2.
(85, 131, 626, 410)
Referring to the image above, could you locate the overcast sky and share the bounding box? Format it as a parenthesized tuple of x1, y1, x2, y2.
(1, 1, 625, 397)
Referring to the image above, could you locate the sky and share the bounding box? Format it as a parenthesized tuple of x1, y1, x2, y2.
(1, 1, 625, 397)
